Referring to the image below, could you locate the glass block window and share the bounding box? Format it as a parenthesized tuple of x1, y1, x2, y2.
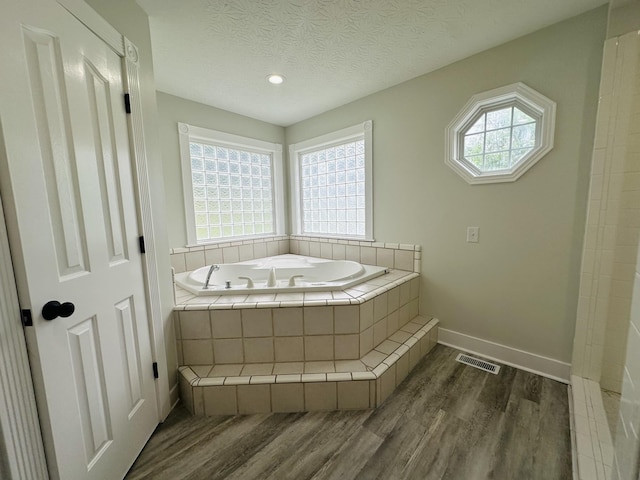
(300, 139, 366, 236)
(290, 121, 373, 240)
(189, 142, 274, 241)
(179, 123, 284, 244)
(445, 83, 556, 185)
(462, 106, 536, 172)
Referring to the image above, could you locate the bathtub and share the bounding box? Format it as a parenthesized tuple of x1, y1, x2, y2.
(174, 254, 388, 295)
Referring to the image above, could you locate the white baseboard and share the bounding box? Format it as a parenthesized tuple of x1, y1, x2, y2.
(437, 328, 571, 383)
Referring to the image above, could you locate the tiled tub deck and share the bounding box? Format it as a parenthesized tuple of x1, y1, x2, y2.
(175, 268, 439, 414)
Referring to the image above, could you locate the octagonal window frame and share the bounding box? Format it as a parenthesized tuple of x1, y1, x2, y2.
(445, 82, 556, 185)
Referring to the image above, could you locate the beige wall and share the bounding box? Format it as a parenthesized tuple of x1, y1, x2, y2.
(285, 7, 607, 364)
(608, 0, 640, 38)
(157, 92, 286, 248)
(85, 0, 177, 413)
(155, 8, 606, 366)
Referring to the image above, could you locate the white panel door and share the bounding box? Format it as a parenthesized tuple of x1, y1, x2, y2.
(0, 1, 158, 479)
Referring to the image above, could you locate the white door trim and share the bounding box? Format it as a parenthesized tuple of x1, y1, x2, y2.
(57, 0, 124, 56)
(0, 197, 48, 479)
(0, 1, 169, 477)
(121, 37, 171, 421)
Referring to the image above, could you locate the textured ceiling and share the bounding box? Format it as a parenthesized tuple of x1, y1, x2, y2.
(136, 0, 606, 126)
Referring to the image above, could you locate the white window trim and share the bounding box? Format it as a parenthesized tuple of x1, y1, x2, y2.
(445, 82, 556, 185)
(289, 120, 374, 241)
(178, 122, 285, 245)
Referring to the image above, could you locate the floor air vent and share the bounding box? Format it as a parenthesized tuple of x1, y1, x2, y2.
(455, 353, 500, 374)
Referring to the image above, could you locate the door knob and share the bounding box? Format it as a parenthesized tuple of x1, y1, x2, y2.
(42, 301, 75, 321)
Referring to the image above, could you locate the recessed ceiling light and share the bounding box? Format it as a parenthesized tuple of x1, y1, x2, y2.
(267, 74, 285, 85)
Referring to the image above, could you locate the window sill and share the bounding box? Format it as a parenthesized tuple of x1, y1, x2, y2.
(185, 233, 285, 249)
(295, 233, 375, 243)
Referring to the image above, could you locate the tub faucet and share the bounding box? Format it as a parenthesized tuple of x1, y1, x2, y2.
(238, 276, 254, 288)
(203, 264, 220, 289)
(288, 274, 303, 287)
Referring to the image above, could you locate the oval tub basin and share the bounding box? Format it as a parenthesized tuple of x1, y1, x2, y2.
(174, 254, 388, 295)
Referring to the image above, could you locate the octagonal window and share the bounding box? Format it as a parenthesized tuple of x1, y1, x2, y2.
(463, 105, 537, 171)
(445, 83, 556, 184)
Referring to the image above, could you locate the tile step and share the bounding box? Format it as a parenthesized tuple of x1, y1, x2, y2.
(178, 317, 439, 415)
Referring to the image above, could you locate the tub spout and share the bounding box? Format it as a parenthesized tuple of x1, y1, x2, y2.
(203, 264, 220, 289)
(238, 276, 254, 288)
(288, 274, 303, 287)
(266, 267, 277, 287)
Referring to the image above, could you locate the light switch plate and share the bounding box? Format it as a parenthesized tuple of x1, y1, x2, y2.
(467, 226, 479, 243)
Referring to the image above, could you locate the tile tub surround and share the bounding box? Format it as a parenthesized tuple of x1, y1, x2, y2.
(169, 235, 422, 275)
(170, 235, 290, 274)
(171, 237, 424, 414)
(174, 270, 420, 365)
(288, 236, 422, 273)
(179, 317, 439, 415)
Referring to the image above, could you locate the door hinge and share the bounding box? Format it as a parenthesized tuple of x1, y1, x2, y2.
(152, 362, 159, 379)
(124, 93, 131, 114)
(139, 235, 146, 254)
(21, 309, 33, 327)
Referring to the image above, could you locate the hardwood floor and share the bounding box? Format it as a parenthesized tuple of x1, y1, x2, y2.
(125, 345, 572, 480)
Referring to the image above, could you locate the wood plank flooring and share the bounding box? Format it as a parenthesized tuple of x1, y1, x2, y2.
(125, 345, 572, 480)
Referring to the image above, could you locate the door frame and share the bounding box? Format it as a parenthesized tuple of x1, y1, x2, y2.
(0, 197, 49, 479)
(0, 1, 169, 477)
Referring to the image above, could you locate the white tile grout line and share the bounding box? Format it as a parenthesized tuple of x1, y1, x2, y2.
(184, 318, 438, 387)
(184, 329, 438, 414)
